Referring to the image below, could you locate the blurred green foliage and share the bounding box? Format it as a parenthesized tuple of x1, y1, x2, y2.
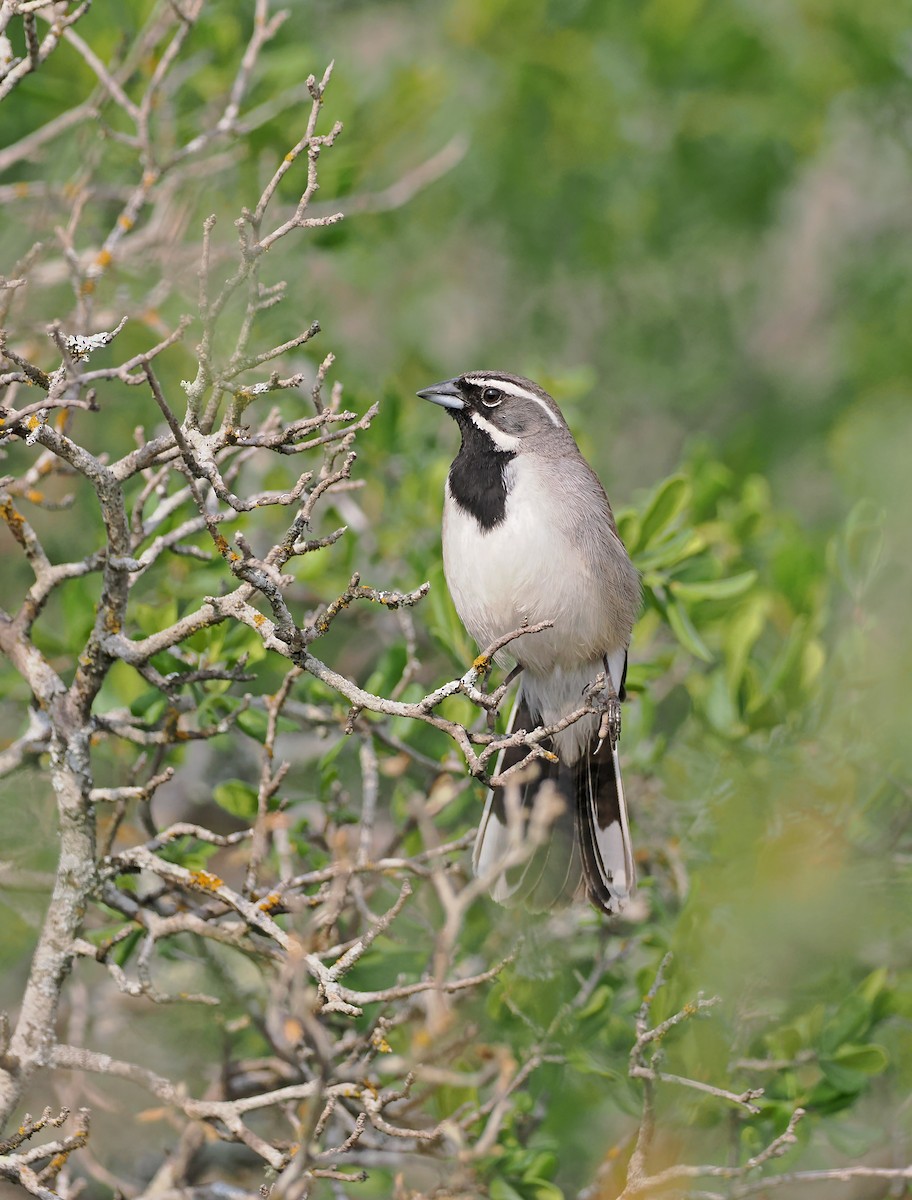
(1, 0, 910, 1195)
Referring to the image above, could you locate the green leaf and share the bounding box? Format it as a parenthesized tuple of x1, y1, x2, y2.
(566, 1045, 623, 1080)
(670, 571, 758, 602)
(133, 600, 178, 637)
(819, 994, 872, 1053)
(110, 928, 142, 968)
(818, 1057, 868, 1095)
(364, 644, 408, 697)
(524, 1181, 564, 1200)
(236, 708, 269, 742)
(212, 779, 258, 820)
(522, 1151, 558, 1182)
(489, 1180, 525, 1200)
(426, 565, 474, 668)
(703, 668, 747, 737)
(158, 837, 218, 871)
(634, 474, 691, 552)
(578, 983, 613, 1020)
(130, 689, 168, 722)
(857, 967, 890, 1010)
(806, 1079, 861, 1115)
(196, 693, 233, 728)
(835, 498, 885, 599)
(755, 615, 809, 707)
(664, 598, 713, 662)
(766, 1023, 805, 1062)
(722, 593, 770, 694)
(817, 1037, 887, 1096)
(636, 529, 706, 572)
(831, 1043, 888, 1075)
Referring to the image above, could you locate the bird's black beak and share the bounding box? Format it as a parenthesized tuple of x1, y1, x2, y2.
(416, 378, 465, 410)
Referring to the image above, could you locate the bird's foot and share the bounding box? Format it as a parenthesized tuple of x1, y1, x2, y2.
(597, 695, 622, 748)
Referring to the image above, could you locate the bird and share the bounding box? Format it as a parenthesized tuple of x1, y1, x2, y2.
(418, 370, 641, 916)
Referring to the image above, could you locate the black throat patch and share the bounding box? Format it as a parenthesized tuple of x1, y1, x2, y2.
(447, 412, 515, 530)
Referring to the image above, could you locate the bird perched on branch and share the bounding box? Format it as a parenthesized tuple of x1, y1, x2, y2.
(418, 371, 641, 915)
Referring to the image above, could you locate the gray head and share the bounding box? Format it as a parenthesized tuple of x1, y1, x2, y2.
(417, 371, 570, 448)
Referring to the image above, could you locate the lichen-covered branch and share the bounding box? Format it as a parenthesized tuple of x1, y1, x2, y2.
(0, 5, 582, 1189)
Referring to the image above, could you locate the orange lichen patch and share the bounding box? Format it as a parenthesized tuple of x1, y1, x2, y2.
(103, 609, 122, 634)
(252, 612, 266, 627)
(0, 498, 27, 546)
(14, 182, 29, 198)
(212, 532, 229, 555)
(80, 279, 96, 296)
(282, 1016, 305, 1044)
(472, 653, 489, 671)
(142, 170, 159, 188)
(189, 869, 223, 891)
(379, 751, 410, 779)
(284, 151, 296, 163)
(95, 248, 113, 268)
(257, 892, 282, 912)
(411, 1028, 433, 1051)
(117, 214, 134, 231)
(26, 414, 40, 431)
(1, 496, 23, 523)
(136, 1106, 171, 1124)
(371, 1030, 392, 1053)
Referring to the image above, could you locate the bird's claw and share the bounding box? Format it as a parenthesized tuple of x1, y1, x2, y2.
(597, 695, 622, 748)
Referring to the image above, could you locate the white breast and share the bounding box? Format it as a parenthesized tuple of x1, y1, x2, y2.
(441, 458, 622, 676)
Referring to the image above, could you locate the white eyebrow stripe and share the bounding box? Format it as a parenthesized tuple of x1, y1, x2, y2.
(468, 410, 522, 450)
(469, 377, 562, 428)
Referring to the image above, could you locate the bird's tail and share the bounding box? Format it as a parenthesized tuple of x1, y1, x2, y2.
(575, 721, 635, 914)
(472, 686, 635, 915)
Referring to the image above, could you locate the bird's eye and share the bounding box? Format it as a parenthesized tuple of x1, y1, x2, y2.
(481, 387, 502, 407)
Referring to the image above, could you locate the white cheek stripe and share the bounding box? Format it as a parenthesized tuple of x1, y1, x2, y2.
(469, 409, 522, 451)
(469, 376, 562, 428)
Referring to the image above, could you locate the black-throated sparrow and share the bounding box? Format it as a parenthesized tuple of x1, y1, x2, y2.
(418, 371, 641, 916)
